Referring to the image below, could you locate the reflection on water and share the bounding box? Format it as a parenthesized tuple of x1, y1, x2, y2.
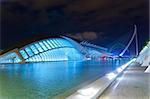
(0, 59, 129, 99)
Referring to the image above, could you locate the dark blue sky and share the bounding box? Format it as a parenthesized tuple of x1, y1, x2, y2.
(0, 0, 149, 51)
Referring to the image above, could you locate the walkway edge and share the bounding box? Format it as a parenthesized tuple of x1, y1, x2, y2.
(66, 58, 136, 99)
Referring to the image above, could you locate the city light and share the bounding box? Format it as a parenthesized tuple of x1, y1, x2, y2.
(117, 67, 123, 73)
(106, 72, 117, 80)
(77, 87, 96, 96)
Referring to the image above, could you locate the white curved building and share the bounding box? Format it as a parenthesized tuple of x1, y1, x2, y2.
(136, 41, 150, 66)
(0, 36, 112, 64)
(0, 36, 87, 63)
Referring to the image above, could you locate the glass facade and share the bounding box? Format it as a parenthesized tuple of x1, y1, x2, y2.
(0, 52, 21, 63)
(22, 38, 83, 62)
(0, 37, 112, 64)
(39, 42, 48, 51)
(25, 47, 34, 57)
(30, 45, 39, 54)
(0, 37, 84, 63)
(19, 50, 28, 59)
(43, 41, 51, 49)
(35, 43, 44, 52)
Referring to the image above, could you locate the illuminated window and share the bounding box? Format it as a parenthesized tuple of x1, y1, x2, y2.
(43, 40, 51, 49)
(39, 41, 48, 51)
(46, 40, 54, 48)
(55, 39, 63, 47)
(53, 39, 59, 47)
(30, 45, 39, 54)
(57, 39, 64, 46)
(53, 39, 61, 47)
(25, 47, 34, 56)
(46, 40, 55, 48)
(19, 50, 28, 59)
(49, 39, 56, 48)
(35, 43, 44, 52)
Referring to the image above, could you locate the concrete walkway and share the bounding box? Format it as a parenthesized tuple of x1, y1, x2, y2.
(99, 62, 150, 99)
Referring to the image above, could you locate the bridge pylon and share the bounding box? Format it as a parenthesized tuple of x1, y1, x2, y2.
(119, 25, 139, 57)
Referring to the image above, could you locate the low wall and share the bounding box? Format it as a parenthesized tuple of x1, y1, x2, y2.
(66, 58, 136, 99)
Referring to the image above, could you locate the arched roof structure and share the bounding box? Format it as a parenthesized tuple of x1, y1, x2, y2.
(0, 36, 85, 63)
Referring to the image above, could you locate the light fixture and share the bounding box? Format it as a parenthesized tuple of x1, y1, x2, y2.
(117, 68, 123, 73)
(77, 87, 96, 96)
(106, 72, 117, 80)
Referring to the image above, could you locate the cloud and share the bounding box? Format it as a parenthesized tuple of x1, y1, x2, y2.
(68, 31, 99, 41)
(82, 32, 97, 40)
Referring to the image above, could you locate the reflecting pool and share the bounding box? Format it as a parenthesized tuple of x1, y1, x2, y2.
(0, 59, 129, 99)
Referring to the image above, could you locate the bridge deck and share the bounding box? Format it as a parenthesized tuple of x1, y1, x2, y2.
(99, 62, 150, 99)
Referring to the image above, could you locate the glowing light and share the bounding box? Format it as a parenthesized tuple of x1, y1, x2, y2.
(117, 68, 123, 73)
(121, 64, 126, 69)
(106, 72, 117, 80)
(77, 87, 96, 96)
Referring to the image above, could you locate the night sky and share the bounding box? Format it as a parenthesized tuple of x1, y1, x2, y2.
(0, 0, 149, 52)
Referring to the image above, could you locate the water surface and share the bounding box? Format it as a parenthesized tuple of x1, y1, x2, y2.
(0, 59, 129, 99)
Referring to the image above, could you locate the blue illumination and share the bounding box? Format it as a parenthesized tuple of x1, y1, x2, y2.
(30, 45, 39, 54)
(46, 40, 54, 48)
(18, 38, 83, 62)
(0, 52, 22, 63)
(49, 39, 57, 48)
(0, 37, 112, 63)
(35, 43, 44, 52)
(19, 50, 28, 59)
(25, 47, 34, 57)
(43, 41, 51, 49)
(55, 39, 62, 47)
(39, 42, 48, 51)
(51, 39, 59, 47)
